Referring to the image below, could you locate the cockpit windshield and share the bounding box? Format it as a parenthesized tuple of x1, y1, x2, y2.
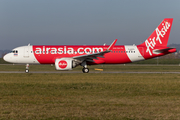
(11, 50, 18, 53)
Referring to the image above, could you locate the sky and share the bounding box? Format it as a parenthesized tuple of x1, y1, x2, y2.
(0, 0, 180, 50)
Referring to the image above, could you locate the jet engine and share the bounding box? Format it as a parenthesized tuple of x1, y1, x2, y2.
(55, 58, 80, 70)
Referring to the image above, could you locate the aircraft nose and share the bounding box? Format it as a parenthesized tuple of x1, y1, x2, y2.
(3, 54, 11, 63)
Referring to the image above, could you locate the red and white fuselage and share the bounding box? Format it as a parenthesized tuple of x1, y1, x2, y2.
(3, 18, 176, 73)
(4, 44, 175, 64)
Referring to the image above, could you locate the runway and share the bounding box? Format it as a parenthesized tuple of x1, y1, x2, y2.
(1, 71, 180, 74)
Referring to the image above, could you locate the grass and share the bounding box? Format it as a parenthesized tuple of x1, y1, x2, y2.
(0, 73, 180, 119)
(1, 58, 180, 119)
(0, 58, 10, 64)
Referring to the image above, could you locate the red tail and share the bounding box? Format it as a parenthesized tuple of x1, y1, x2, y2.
(139, 18, 173, 56)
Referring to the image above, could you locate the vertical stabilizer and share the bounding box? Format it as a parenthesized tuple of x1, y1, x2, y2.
(139, 18, 173, 55)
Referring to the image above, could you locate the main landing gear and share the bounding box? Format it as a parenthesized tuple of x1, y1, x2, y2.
(81, 61, 89, 73)
(25, 64, 29, 73)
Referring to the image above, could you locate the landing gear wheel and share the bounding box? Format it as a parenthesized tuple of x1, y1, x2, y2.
(82, 68, 89, 73)
(25, 69, 29, 73)
(25, 64, 29, 73)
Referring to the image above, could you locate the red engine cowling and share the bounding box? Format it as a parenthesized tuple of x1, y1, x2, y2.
(55, 58, 73, 70)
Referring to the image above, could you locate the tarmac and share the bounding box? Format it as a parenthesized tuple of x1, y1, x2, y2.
(1, 71, 180, 74)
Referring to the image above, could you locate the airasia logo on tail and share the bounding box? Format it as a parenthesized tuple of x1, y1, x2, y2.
(58, 60, 67, 69)
(145, 20, 171, 56)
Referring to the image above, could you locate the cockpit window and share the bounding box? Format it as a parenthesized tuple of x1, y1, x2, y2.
(11, 50, 18, 53)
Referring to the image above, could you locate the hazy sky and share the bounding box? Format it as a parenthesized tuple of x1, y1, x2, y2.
(0, 0, 180, 50)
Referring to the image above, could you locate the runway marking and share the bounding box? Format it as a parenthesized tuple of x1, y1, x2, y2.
(95, 68, 103, 71)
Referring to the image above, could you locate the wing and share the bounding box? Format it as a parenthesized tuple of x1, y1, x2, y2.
(73, 39, 117, 62)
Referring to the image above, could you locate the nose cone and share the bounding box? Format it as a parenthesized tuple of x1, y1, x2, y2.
(3, 54, 11, 63)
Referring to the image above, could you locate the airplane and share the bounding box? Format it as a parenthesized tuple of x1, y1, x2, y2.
(3, 18, 176, 73)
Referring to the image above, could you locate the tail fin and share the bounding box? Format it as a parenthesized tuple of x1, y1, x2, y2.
(139, 18, 173, 55)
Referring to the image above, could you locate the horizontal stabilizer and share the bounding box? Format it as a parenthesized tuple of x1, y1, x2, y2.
(153, 47, 176, 54)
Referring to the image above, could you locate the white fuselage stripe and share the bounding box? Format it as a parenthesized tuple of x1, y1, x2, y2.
(125, 45, 145, 62)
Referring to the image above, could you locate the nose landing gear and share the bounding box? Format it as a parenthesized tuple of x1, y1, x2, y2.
(25, 64, 29, 73)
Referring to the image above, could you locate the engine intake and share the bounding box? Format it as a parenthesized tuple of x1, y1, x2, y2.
(55, 58, 79, 70)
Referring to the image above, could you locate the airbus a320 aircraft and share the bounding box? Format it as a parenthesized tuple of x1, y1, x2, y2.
(3, 18, 176, 73)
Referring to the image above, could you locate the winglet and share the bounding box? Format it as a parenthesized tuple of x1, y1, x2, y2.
(107, 39, 117, 51)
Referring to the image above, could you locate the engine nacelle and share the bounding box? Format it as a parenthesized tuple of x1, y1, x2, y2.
(55, 58, 79, 70)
